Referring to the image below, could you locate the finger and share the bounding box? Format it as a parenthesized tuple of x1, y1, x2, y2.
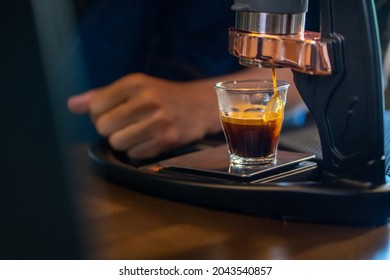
(112, 127, 180, 159)
(89, 76, 143, 118)
(107, 110, 176, 152)
(94, 96, 155, 137)
(126, 138, 162, 159)
(107, 117, 155, 152)
(126, 128, 179, 159)
(67, 90, 94, 114)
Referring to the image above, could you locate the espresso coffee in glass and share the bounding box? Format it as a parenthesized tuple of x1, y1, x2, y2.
(215, 79, 289, 165)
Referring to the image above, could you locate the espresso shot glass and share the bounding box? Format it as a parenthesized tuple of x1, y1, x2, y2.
(215, 79, 289, 165)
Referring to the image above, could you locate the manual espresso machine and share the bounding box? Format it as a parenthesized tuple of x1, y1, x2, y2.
(225, 0, 389, 218)
(229, 0, 385, 187)
(91, 0, 390, 225)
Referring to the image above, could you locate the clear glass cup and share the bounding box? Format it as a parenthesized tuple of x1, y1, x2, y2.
(215, 79, 289, 165)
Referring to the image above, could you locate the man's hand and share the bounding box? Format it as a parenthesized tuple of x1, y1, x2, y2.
(67, 73, 221, 159)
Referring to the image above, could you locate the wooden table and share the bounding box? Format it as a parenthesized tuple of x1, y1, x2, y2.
(72, 145, 390, 260)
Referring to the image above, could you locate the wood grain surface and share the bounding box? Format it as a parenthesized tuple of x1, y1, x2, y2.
(71, 145, 390, 260)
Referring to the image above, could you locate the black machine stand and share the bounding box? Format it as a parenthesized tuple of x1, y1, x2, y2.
(295, 0, 385, 188)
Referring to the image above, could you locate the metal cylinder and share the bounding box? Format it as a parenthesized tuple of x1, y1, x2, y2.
(235, 11, 305, 34)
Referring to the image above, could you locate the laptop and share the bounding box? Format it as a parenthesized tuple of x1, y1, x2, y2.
(0, 0, 86, 259)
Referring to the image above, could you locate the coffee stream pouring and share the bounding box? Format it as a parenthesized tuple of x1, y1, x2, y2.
(229, 0, 387, 188)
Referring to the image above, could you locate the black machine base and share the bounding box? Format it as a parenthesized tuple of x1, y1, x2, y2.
(89, 138, 390, 226)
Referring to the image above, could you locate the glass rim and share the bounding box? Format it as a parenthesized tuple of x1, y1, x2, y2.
(214, 79, 289, 92)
